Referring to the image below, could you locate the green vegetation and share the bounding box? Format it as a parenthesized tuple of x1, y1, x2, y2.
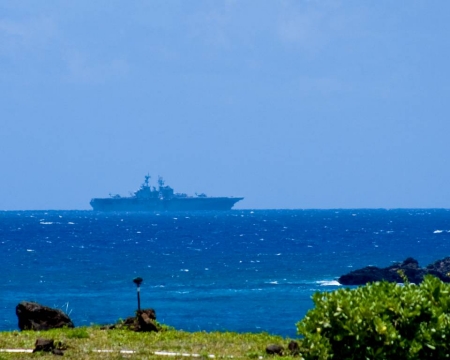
(297, 275, 450, 359)
(0, 326, 294, 359)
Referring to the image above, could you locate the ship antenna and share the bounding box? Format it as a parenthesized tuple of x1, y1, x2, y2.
(158, 176, 165, 188)
(144, 174, 151, 187)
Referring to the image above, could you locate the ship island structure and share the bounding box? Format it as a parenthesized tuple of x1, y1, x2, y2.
(90, 175, 244, 211)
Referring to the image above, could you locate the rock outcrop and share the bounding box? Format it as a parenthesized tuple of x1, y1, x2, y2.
(33, 338, 66, 355)
(16, 301, 74, 331)
(266, 344, 284, 356)
(426, 257, 450, 278)
(288, 340, 300, 356)
(339, 257, 450, 285)
(33, 338, 55, 353)
(120, 309, 158, 332)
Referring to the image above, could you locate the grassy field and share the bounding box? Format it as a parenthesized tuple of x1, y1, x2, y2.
(0, 326, 298, 359)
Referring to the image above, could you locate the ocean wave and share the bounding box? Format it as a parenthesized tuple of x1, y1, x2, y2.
(317, 280, 341, 286)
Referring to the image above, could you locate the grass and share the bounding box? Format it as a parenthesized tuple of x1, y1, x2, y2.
(0, 326, 298, 359)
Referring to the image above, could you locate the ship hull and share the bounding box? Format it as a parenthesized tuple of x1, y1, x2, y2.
(90, 197, 243, 211)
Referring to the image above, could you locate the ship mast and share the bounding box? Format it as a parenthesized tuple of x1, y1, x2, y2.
(144, 174, 151, 187)
(158, 176, 165, 188)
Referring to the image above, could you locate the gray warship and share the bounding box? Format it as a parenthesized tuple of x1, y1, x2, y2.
(90, 175, 243, 211)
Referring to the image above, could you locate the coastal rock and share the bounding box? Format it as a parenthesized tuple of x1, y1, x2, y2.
(33, 338, 66, 355)
(288, 340, 300, 356)
(99, 324, 116, 330)
(16, 301, 74, 331)
(52, 349, 65, 356)
(137, 310, 158, 332)
(384, 257, 426, 284)
(338, 265, 395, 285)
(266, 344, 284, 356)
(120, 309, 158, 332)
(338, 257, 450, 285)
(426, 257, 450, 282)
(33, 338, 54, 353)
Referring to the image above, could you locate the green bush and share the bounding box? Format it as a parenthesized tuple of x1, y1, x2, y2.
(297, 275, 450, 359)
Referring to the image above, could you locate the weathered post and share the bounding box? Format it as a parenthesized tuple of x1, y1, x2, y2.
(133, 277, 143, 312)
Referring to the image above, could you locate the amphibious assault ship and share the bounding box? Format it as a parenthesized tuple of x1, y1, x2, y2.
(90, 175, 243, 211)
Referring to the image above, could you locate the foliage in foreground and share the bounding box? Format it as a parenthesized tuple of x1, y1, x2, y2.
(297, 275, 450, 359)
(0, 326, 293, 359)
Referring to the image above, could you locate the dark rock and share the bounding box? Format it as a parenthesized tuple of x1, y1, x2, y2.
(384, 257, 426, 284)
(266, 344, 284, 356)
(338, 257, 424, 285)
(99, 324, 116, 330)
(52, 348, 65, 356)
(288, 340, 300, 356)
(338, 266, 393, 285)
(137, 310, 158, 332)
(33, 338, 54, 353)
(16, 302, 74, 331)
(426, 257, 450, 282)
(139, 308, 156, 321)
(339, 257, 450, 285)
(118, 309, 158, 332)
(121, 316, 136, 329)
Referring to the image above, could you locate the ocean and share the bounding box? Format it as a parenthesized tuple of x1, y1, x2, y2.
(1, 209, 449, 337)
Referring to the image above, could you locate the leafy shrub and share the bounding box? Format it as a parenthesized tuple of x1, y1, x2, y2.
(297, 275, 450, 359)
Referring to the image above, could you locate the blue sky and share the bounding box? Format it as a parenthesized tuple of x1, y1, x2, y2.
(1, 1, 449, 210)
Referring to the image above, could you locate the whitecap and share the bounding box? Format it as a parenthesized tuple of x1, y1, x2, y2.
(187, 247, 201, 251)
(434, 230, 443, 234)
(26, 249, 34, 252)
(180, 269, 189, 272)
(67, 222, 75, 225)
(40, 222, 53, 225)
(317, 280, 341, 286)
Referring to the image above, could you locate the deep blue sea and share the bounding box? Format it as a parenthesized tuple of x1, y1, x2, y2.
(1, 209, 450, 337)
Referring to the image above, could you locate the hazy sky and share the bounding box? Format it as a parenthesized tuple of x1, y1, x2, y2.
(1, 1, 449, 210)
